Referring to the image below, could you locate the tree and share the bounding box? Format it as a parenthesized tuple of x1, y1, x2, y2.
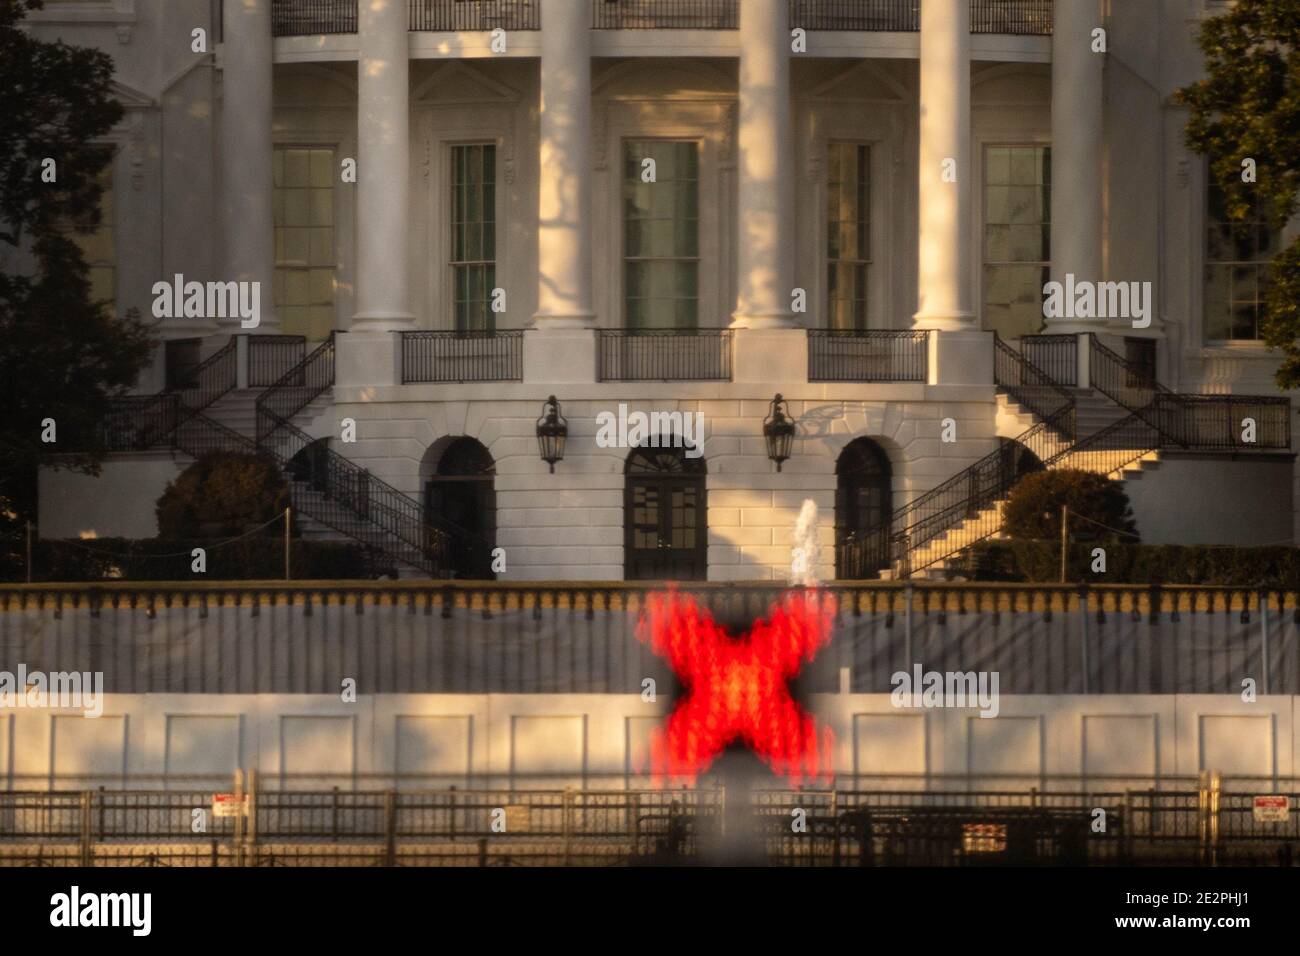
(1002, 469, 1137, 544)
(1177, 0, 1300, 388)
(0, 0, 156, 532)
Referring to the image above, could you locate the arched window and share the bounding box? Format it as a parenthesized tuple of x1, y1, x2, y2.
(624, 442, 707, 581)
(835, 438, 893, 579)
(424, 437, 495, 579)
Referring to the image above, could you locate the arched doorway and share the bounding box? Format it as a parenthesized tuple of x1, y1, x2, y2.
(835, 438, 893, 579)
(424, 437, 495, 579)
(624, 442, 707, 581)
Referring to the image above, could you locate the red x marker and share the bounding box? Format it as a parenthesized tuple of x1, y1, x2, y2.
(638, 589, 837, 786)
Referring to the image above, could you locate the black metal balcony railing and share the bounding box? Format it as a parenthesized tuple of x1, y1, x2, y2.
(789, 0, 919, 32)
(400, 330, 524, 384)
(247, 334, 307, 387)
(270, 0, 357, 37)
(1018, 333, 1077, 387)
(411, 0, 540, 32)
(593, 0, 737, 30)
(971, 0, 1053, 36)
(807, 329, 929, 383)
(266, 0, 1050, 37)
(597, 328, 733, 382)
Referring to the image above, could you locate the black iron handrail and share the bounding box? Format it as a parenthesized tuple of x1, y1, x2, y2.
(970, 0, 1052, 35)
(411, 0, 540, 31)
(593, 0, 737, 29)
(1019, 334, 1078, 387)
(994, 332, 1075, 436)
(886, 405, 1074, 578)
(248, 334, 306, 387)
(270, 0, 357, 36)
(807, 329, 929, 383)
(101, 337, 237, 451)
(256, 333, 335, 443)
(1087, 335, 1290, 451)
(789, 0, 918, 31)
(400, 330, 523, 384)
(597, 328, 733, 382)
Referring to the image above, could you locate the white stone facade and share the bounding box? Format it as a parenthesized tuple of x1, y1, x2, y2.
(27, 0, 1300, 579)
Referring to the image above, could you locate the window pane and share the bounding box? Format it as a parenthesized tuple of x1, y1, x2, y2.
(982, 145, 1049, 335)
(274, 146, 335, 339)
(623, 140, 699, 328)
(1203, 171, 1280, 340)
(450, 144, 498, 329)
(826, 143, 871, 329)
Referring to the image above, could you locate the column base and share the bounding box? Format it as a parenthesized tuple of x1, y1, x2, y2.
(732, 327, 807, 384)
(912, 311, 976, 333)
(530, 312, 597, 330)
(351, 312, 415, 334)
(927, 328, 994, 386)
(524, 328, 597, 384)
(336, 330, 400, 388)
(730, 311, 800, 331)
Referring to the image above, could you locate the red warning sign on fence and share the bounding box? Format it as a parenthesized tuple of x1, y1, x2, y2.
(1252, 795, 1290, 823)
(212, 793, 249, 818)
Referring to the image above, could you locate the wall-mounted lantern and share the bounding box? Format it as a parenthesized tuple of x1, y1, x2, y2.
(763, 393, 796, 472)
(536, 395, 568, 473)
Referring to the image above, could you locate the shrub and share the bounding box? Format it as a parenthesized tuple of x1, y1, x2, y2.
(156, 451, 289, 539)
(962, 540, 1300, 586)
(7, 536, 372, 582)
(1002, 468, 1137, 543)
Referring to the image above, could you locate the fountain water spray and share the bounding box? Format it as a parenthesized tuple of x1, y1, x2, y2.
(791, 498, 821, 586)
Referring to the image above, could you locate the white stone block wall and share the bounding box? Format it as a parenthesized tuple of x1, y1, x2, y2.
(330, 392, 1000, 581)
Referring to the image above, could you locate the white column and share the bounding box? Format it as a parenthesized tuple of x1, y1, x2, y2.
(731, 0, 795, 329)
(221, 0, 275, 331)
(532, 1, 594, 328)
(352, 0, 412, 330)
(1048, 0, 1104, 334)
(913, 0, 974, 331)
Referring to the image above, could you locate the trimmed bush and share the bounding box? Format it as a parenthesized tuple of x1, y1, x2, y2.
(156, 450, 289, 539)
(1002, 468, 1137, 543)
(962, 540, 1300, 586)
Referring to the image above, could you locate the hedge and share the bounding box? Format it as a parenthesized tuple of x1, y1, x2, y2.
(960, 540, 1300, 586)
(2, 536, 375, 583)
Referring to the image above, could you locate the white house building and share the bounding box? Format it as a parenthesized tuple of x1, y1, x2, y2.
(31, 0, 1300, 582)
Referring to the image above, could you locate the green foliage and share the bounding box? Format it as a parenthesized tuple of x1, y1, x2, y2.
(156, 451, 290, 539)
(963, 540, 1300, 587)
(1002, 469, 1137, 542)
(0, 1, 155, 530)
(1176, 0, 1300, 388)
(2, 536, 372, 583)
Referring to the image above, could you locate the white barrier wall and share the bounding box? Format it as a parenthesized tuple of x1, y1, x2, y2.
(5, 692, 1295, 788)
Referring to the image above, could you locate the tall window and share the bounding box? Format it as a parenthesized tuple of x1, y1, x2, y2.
(64, 166, 115, 307)
(1204, 175, 1282, 341)
(623, 140, 699, 329)
(827, 143, 870, 330)
(273, 146, 335, 341)
(451, 143, 496, 332)
(983, 145, 1051, 340)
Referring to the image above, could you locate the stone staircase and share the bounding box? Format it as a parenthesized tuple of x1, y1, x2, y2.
(906, 435, 1161, 578)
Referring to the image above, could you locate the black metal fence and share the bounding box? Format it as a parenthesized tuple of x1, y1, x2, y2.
(593, 0, 737, 29)
(970, 0, 1053, 35)
(597, 328, 733, 381)
(248, 334, 306, 387)
(1019, 333, 1077, 387)
(789, 0, 919, 31)
(3, 773, 1294, 867)
(807, 329, 929, 382)
(411, 0, 540, 32)
(400, 330, 524, 384)
(270, 0, 356, 36)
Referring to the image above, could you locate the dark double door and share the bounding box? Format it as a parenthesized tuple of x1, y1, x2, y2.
(625, 452, 706, 581)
